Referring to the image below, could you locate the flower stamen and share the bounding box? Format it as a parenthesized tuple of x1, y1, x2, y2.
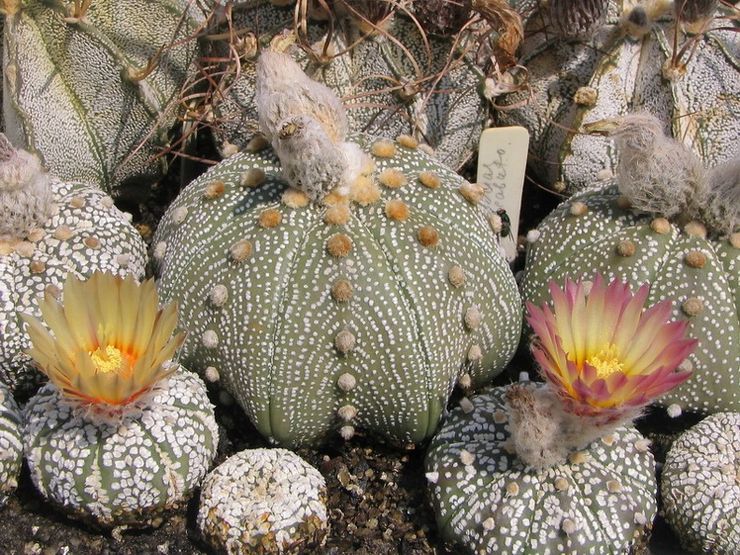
(89, 345, 125, 375)
(586, 344, 624, 378)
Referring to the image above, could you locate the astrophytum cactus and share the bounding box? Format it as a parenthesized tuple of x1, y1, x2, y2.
(0, 381, 22, 507)
(153, 50, 522, 447)
(661, 412, 740, 555)
(22, 272, 218, 528)
(198, 448, 328, 553)
(206, 0, 522, 171)
(425, 384, 658, 554)
(497, 0, 739, 195)
(0, 135, 147, 394)
(521, 114, 739, 415)
(1, 0, 204, 197)
(423, 273, 700, 553)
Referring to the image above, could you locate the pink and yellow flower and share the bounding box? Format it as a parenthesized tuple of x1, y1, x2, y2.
(526, 274, 696, 420)
(22, 272, 185, 406)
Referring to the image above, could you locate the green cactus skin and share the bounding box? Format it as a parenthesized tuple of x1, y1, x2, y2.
(198, 448, 328, 554)
(425, 384, 658, 555)
(2, 0, 204, 196)
(0, 179, 147, 394)
(212, 1, 488, 171)
(661, 412, 740, 555)
(153, 134, 522, 447)
(499, 0, 739, 195)
(521, 186, 740, 414)
(0, 381, 22, 507)
(23, 367, 218, 528)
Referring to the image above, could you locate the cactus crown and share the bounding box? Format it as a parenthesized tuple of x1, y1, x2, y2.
(0, 134, 53, 240)
(585, 113, 739, 237)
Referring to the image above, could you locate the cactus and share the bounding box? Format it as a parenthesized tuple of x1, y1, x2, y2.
(153, 50, 522, 447)
(0, 380, 22, 507)
(0, 136, 147, 394)
(198, 448, 328, 553)
(424, 384, 658, 554)
(1, 0, 204, 197)
(661, 412, 740, 554)
(21, 273, 218, 528)
(497, 0, 739, 195)
(521, 115, 739, 415)
(207, 0, 522, 171)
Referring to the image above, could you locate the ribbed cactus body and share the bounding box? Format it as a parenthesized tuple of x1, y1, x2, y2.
(23, 367, 218, 528)
(499, 0, 739, 194)
(661, 412, 740, 554)
(0, 381, 22, 507)
(0, 179, 147, 393)
(521, 186, 740, 414)
(153, 134, 522, 447)
(425, 384, 657, 554)
(212, 1, 488, 170)
(2, 0, 203, 196)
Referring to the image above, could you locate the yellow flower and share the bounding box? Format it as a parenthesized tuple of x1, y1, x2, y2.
(526, 274, 696, 420)
(22, 272, 185, 406)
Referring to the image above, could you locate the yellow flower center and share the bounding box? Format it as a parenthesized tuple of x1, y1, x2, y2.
(89, 345, 125, 374)
(587, 344, 624, 378)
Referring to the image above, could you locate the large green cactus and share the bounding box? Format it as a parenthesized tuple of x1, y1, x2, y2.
(1, 0, 204, 197)
(425, 384, 658, 554)
(153, 130, 522, 446)
(208, 0, 505, 171)
(498, 0, 739, 194)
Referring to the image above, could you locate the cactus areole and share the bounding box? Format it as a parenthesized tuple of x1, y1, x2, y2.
(1, 0, 203, 197)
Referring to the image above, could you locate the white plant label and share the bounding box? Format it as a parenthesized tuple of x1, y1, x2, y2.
(476, 126, 529, 261)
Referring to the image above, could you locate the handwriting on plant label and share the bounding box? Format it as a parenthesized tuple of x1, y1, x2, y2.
(476, 127, 529, 261)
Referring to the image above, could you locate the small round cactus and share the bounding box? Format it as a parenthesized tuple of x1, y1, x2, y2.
(499, 0, 739, 195)
(521, 116, 739, 415)
(153, 51, 522, 447)
(2, 0, 204, 196)
(22, 273, 218, 528)
(198, 448, 328, 554)
(208, 0, 519, 170)
(425, 384, 658, 554)
(0, 381, 22, 507)
(661, 412, 740, 554)
(0, 137, 147, 393)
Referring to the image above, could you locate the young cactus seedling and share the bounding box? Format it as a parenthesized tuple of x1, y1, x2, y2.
(21, 272, 218, 528)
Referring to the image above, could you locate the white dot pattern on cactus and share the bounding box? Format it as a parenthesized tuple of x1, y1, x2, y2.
(153, 134, 522, 446)
(522, 186, 739, 414)
(425, 385, 658, 554)
(22, 369, 218, 528)
(661, 412, 740, 554)
(1, 180, 147, 392)
(0, 382, 23, 508)
(198, 448, 328, 553)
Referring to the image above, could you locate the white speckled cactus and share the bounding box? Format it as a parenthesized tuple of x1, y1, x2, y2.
(498, 0, 739, 194)
(22, 273, 218, 528)
(153, 50, 522, 447)
(0, 381, 22, 507)
(0, 136, 147, 394)
(198, 448, 328, 553)
(425, 384, 658, 554)
(209, 0, 508, 170)
(661, 412, 740, 554)
(2, 0, 204, 197)
(521, 116, 739, 415)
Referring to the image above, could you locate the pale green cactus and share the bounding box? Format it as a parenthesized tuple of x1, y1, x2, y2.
(0, 380, 22, 508)
(0, 136, 147, 394)
(498, 0, 739, 195)
(208, 0, 516, 171)
(661, 412, 740, 554)
(425, 384, 658, 554)
(1, 0, 204, 197)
